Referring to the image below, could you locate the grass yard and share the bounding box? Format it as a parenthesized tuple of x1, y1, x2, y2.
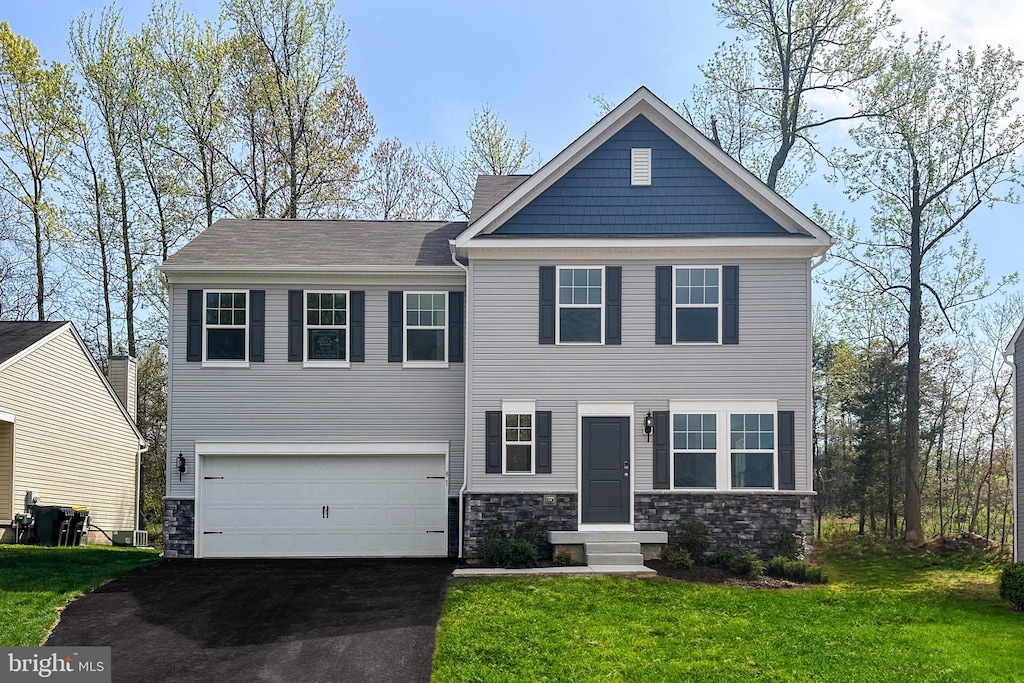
(0, 545, 159, 646)
(433, 550, 1022, 682)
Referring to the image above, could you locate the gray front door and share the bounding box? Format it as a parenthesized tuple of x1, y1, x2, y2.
(581, 417, 630, 523)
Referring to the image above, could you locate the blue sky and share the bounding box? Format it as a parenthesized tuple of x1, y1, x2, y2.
(6, 1, 1022, 292)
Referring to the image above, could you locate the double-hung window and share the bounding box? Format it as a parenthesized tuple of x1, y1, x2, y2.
(670, 401, 777, 490)
(405, 292, 447, 363)
(502, 400, 535, 474)
(204, 290, 247, 362)
(557, 266, 603, 344)
(674, 266, 720, 343)
(305, 291, 348, 364)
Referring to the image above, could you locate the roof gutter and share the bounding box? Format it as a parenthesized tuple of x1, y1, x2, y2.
(450, 240, 470, 559)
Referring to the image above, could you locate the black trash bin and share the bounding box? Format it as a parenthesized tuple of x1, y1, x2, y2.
(31, 505, 73, 546)
(68, 507, 89, 546)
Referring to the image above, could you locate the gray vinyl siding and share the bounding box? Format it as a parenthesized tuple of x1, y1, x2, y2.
(0, 421, 11, 520)
(467, 258, 812, 493)
(167, 282, 466, 498)
(1016, 334, 1023, 561)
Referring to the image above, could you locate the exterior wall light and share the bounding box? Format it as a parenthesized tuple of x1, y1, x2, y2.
(644, 411, 654, 442)
(177, 453, 187, 481)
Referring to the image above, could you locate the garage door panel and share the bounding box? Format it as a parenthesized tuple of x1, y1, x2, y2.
(200, 453, 447, 558)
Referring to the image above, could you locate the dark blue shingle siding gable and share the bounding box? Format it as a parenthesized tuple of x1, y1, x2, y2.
(491, 115, 789, 236)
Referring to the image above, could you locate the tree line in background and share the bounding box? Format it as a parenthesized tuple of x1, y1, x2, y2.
(0, 0, 1020, 547)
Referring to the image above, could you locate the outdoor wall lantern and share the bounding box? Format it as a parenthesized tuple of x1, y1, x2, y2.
(176, 452, 186, 481)
(644, 411, 654, 442)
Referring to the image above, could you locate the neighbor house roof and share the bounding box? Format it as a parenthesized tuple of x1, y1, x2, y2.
(162, 219, 468, 271)
(0, 321, 66, 365)
(469, 175, 530, 223)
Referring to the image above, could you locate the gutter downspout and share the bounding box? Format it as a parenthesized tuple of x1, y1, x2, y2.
(1003, 351, 1017, 562)
(450, 241, 469, 559)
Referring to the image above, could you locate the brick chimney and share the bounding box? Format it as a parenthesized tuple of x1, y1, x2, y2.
(107, 347, 138, 423)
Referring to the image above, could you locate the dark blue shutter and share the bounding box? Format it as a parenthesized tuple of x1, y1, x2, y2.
(653, 410, 670, 489)
(350, 291, 365, 362)
(539, 266, 555, 344)
(287, 290, 303, 361)
(778, 410, 796, 490)
(485, 411, 501, 473)
(186, 290, 202, 362)
(605, 266, 621, 345)
(448, 291, 464, 362)
(388, 291, 403, 362)
(723, 265, 739, 345)
(655, 266, 671, 344)
(249, 290, 265, 362)
(536, 411, 552, 474)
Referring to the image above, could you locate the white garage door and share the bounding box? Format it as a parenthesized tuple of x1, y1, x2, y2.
(198, 454, 448, 558)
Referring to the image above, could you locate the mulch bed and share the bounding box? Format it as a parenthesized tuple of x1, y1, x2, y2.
(646, 560, 806, 589)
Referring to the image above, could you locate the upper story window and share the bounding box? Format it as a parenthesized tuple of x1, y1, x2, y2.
(557, 266, 603, 344)
(674, 266, 720, 344)
(670, 400, 777, 491)
(405, 292, 447, 363)
(204, 291, 247, 362)
(306, 291, 348, 364)
(503, 400, 535, 474)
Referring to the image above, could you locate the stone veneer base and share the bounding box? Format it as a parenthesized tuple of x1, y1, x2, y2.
(163, 498, 195, 558)
(462, 493, 578, 559)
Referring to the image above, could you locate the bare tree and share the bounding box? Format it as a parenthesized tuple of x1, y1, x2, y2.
(359, 137, 439, 220)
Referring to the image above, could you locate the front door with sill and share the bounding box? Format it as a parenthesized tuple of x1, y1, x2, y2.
(581, 417, 630, 523)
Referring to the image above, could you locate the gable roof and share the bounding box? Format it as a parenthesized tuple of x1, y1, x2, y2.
(1006, 317, 1024, 356)
(455, 87, 833, 249)
(0, 321, 146, 447)
(162, 219, 467, 271)
(0, 321, 66, 365)
(470, 175, 530, 223)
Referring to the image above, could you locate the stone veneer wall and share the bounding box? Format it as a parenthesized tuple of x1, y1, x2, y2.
(463, 493, 577, 558)
(163, 498, 195, 558)
(633, 493, 814, 559)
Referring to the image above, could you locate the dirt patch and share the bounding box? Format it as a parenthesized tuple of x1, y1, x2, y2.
(925, 532, 1002, 554)
(646, 560, 807, 589)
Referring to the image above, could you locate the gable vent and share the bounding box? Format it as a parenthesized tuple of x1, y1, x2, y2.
(631, 148, 652, 186)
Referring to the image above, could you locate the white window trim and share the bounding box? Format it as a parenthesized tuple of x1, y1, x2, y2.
(672, 265, 722, 346)
(501, 399, 536, 475)
(302, 289, 351, 368)
(555, 265, 605, 346)
(201, 288, 249, 367)
(669, 400, 778, 491)
(403, 290, 448, 368)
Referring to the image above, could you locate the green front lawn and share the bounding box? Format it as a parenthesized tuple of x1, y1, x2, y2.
(0, 545, 159, 646)
(433, 551, 1022, 682)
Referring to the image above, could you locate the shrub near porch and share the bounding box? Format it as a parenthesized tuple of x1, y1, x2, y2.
(433, 551, 1021, 682)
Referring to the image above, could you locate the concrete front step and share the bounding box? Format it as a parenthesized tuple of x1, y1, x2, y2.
(585, 541, 641, 555)
(587, 552, 645, 566)
(549, 530, 668, 544)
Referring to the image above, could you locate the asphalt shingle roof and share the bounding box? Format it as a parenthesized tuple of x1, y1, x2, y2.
(162, 219, 468, 269)
(469, 175, 531, 223)
(0, 321, 66, 366)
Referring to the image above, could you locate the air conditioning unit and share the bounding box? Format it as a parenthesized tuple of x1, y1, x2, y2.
(112, 530, 149, 547)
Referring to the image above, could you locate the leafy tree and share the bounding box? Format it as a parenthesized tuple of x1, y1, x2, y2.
(421, 106, 532, 219)
(0, 21, 79, 320)
(360, 137, 439, 220)
(684, 0, 897, 193)
(832, 34, 1024, 543)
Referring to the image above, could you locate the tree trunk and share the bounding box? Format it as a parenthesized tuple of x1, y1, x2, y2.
(32, 197, 45, 321)
(904, 200, 924, 544)
(115, 157, 136, 357)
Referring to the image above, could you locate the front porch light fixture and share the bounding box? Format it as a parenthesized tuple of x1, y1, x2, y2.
(644, 411, 654, 442)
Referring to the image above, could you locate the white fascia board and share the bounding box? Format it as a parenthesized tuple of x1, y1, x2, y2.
(454, 86, 833, 250)
(195, 442, 451, 456)
(464, 237, 825, 262)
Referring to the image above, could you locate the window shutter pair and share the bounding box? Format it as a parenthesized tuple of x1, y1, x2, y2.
(187, 289, 265, 362)
(287, 291, 365, 362)
(538, 266, 622, 345)
(387, 291, 465, 363)
(655, 265, 739, 345)
(485, 410, 552, 474)
(652, 409, 797, 490)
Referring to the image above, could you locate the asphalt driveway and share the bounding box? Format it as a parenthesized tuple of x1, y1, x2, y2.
(46, 558, 455, 683)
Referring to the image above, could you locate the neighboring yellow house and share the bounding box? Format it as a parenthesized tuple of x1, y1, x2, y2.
(0, 321, 146, 544)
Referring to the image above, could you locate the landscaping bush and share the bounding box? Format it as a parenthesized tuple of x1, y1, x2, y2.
(674, 521, 710, 559)
(512, 520, 547, 558)
(553, 549, 573, 566)
(706, 548, 737, 569)
(774, 528, 806, 561)
(706, 549, 763, 578)
(766, 556, 829, 584)
(504, 538, 539, 569)
(660, 546, 694, 570)
(481, 526, 508, 567)
(999, 562, 1024, 610)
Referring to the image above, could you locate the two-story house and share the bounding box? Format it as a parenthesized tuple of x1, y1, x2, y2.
(162, 88, 832, 565)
